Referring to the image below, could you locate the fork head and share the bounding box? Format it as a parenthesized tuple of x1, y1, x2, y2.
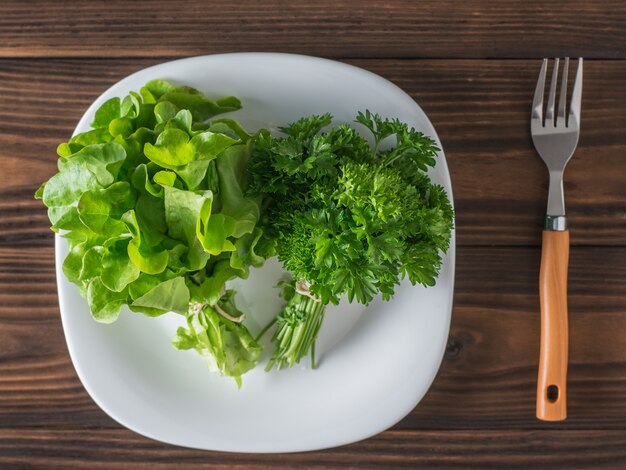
(531, 58, 583, 172)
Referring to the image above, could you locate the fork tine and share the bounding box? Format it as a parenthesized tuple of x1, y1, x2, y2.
(532, 59, 548, 123)
(557, 58, 569, 127)
(545, 58, 559, 126)
(569, 58, 583, 128)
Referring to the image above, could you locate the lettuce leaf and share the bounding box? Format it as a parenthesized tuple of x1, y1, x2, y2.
(131, 276, 190, 315)
(216, 143, 260, 238)
(41, 142, 126, 231)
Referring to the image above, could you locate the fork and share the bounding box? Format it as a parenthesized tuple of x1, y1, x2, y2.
(531, 57, 583, 421)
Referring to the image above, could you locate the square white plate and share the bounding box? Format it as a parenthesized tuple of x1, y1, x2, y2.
(57, 53, 455, 453)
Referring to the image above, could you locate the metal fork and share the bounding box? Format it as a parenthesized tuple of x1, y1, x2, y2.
(531, 57, 583, 422)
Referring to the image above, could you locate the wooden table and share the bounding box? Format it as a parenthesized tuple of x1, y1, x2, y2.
(1, 1, 625, 468)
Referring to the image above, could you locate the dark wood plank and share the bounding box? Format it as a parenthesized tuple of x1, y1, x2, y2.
(0, 247, 115, 428)
(1, 0, 624, 466)
(1, 1, 626, 59)
(1, 245, 625, 430)
(1, 428, 625, 469)
(1, 58, 625, 247)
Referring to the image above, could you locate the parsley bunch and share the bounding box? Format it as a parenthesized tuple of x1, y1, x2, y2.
(249, 111, 454, 369)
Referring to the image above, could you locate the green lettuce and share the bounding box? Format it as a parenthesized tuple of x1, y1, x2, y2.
(36, 80, 266, 385)
(172, 291, 262, 388)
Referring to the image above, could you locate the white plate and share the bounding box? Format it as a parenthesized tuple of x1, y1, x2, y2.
(56, 53, 455, 453)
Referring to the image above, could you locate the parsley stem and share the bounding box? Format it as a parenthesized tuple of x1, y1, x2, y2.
(266, 290, 326, 371)
(254, 317, 277, 342)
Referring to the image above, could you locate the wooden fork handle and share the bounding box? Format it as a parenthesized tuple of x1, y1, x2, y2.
(537, 229, 569, 421)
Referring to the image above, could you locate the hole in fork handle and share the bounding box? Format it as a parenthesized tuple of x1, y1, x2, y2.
(547, 385, 559, 403)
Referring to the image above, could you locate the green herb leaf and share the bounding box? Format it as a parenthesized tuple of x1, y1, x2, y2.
(160, 91, 241, 122)
(87, 278, 128, 323)
(91, 98, 122, 129)
(77, 181, 136, 237)
(100, 239, 141, 292)
(216, 143, 260, 237)
(131, 276, 190, 315)
(172, 304, 261, 387)
(162, 185, 212, 270)
(144, 128, 195, 168)
(43, 143, 127, 230)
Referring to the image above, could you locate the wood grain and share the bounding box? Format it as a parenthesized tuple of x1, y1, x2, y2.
(2, 245, 625, 431)
(1, 59, 625, 247)
(1, 1, 626, 59)
(2, 2, 626, 464)
(1, 428, 626, 469)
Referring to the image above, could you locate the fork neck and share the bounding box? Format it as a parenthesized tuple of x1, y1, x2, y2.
(545, 170, 567, 231)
